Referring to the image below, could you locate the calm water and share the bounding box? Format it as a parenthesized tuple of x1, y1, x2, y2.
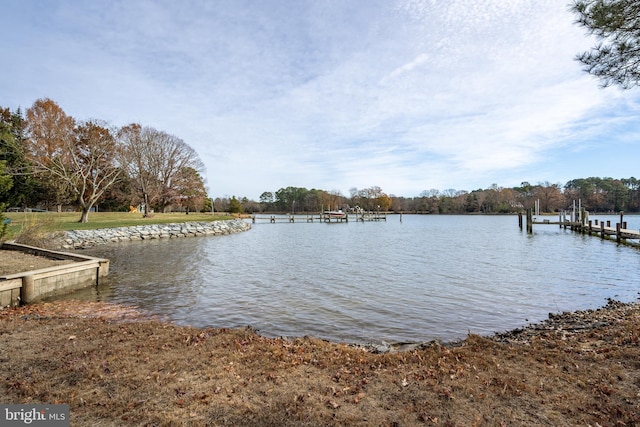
(62, 215, 640, 345)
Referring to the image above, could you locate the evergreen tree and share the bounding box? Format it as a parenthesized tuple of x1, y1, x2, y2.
(572, 0, 640, 88)
(228, 196, 243, 214)
(0, 107, 40, 208)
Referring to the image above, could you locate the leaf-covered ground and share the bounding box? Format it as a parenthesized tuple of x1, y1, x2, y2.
(1, 300, 639, 426)
(0, 250, 73, 275)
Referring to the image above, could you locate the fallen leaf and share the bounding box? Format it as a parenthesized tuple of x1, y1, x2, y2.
(327, 400, 340, 409)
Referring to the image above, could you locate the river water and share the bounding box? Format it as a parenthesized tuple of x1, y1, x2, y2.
(64, 214, 640, 345)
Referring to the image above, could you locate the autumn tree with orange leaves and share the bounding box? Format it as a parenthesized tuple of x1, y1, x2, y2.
(25, 99, 121, 222)
(170, 166, 207, 212)
(24, 98, 75, 211)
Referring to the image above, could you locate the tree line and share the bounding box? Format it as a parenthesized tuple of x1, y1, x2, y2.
(2, 106, 639, 219)
(212, 179, 640, 215)
(0, 99, 207, 222)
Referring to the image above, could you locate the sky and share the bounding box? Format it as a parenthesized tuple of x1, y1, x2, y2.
(1, 0, 639, 200)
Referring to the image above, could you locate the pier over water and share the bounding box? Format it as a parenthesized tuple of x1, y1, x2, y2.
(252, 211, 387, 224)
(520, 206, 640, 247)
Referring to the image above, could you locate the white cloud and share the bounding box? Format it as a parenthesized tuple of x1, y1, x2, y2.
(384, 53, 430, 81)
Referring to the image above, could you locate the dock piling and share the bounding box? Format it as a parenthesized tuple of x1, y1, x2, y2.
(518, 211, 523, 230)
(523, 206, 639, 247)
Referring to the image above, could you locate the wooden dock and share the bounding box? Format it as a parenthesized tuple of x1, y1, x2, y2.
(251, 211, 387, 224)
(519, 208, 640, 246)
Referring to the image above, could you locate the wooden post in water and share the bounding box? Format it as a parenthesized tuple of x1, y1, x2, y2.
(617, 211, 624, 243)
(518, 211, 523, 230)
(526, 208, 533, 233)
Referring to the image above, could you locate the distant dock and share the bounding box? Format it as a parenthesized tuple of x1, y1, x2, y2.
(252, 211, 387, 224)
(519, 207, 640, 247)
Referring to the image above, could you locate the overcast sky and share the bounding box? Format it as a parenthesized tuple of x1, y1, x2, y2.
(2, 0, 639, 200)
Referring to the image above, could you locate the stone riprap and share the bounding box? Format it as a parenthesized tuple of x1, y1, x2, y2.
(61, 219, 251, 249)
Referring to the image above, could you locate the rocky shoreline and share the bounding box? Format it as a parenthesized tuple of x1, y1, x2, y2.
(358, 298, 640, 353)
(59, 218, 251, 249)
(491, 298, 640, 344)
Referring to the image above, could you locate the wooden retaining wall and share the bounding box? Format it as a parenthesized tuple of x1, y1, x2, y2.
(0, 243, 109, 308)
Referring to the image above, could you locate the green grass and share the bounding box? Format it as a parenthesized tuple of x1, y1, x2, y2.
(3, 211, 233, 240)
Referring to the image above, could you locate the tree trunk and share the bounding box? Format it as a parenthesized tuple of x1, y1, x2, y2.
(79, 207, 90, 223)
(143, 193, 149, 217)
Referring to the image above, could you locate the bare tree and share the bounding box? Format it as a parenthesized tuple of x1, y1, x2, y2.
(118, 124, 160, 216)
(157, 136, 205, 212)
(118, 124, 205, 214)
(67, 120, 122, 222)
(419, 189, 440, 198)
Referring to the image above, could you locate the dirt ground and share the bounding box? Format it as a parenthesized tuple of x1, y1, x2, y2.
(1, 299, 639, 426)
(0, 249, 73, 275)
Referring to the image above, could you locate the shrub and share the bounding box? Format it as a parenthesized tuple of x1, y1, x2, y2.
(0, 204, 8, 241)
(14, 214, 58, 248)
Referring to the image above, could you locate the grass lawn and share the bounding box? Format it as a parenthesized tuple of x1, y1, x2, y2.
(3, 211, 234, 240)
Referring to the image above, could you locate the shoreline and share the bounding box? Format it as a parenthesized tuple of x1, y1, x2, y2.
(29, 296, 640, 352)
(5, 220, 636, 349)
(1, 298, 639, 425)
(345, 298, 640, 353)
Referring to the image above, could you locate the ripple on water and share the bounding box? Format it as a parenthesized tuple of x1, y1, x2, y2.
(67, 215, 640, 344)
